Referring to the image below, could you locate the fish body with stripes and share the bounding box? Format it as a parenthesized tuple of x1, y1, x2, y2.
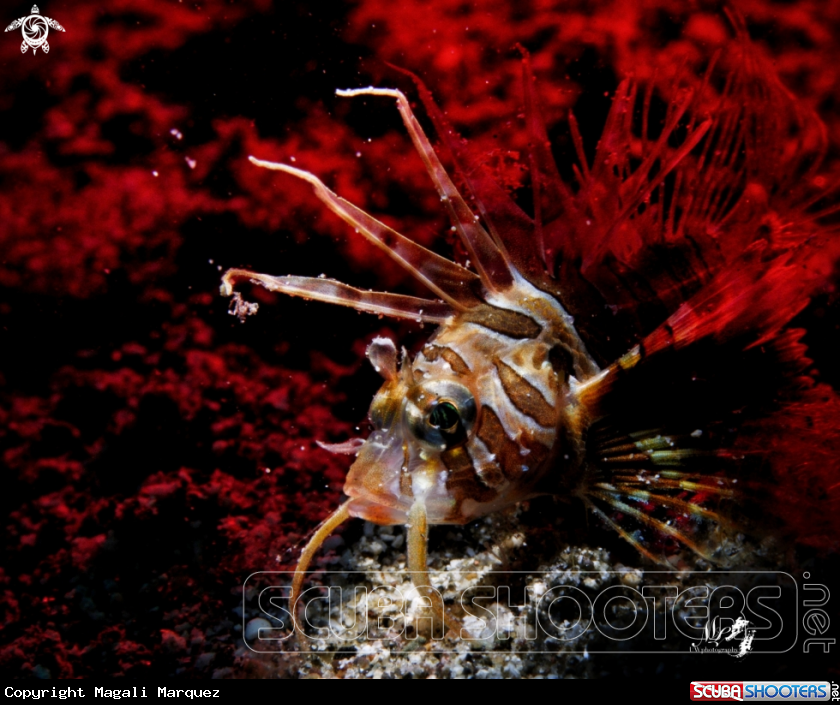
(222, 37, 840, 632)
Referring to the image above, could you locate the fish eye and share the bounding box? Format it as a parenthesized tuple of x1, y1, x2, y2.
(429, 401, 460, 433)
(405, 381, 476, 450)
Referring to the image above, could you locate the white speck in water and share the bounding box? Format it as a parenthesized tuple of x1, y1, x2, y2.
(290, 156, 296, 162)
(521, 465, 529, 472)
(355, 151, 362, 157)
(450, 226, 457, 232)
(185, 157, 197, 169)
(152, 170, 159, 177)
(691, 429, 703, 437)
(170, 128, 183, 140)
(318, 273, 326, 279)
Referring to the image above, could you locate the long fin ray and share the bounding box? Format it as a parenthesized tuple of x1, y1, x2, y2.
(337, 87, 515, 293)
(582, 499, 669, 566)
(248, 157, 480, 310)
(392, 66, 547, 282)
(221, 269, 453, 323)
(589, 489, 715, 561)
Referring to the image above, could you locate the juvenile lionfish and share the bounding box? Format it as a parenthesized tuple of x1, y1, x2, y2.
(223, 23, 840, 630)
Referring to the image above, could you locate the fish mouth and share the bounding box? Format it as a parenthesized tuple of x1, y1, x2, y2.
(342, 428, 460, 525)
(342, 428, 412, 524)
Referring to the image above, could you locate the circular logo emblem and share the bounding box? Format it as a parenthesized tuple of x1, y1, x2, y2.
(22, 14, 48, 50)
(5, 5, 65, 55)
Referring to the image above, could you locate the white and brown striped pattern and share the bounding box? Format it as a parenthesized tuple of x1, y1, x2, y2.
(223, 85, 609, 529)
(409, 270, 599, 521)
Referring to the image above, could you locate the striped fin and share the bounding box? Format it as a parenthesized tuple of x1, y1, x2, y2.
(581, 423, 747, 564)
(575, 237, 831, 418)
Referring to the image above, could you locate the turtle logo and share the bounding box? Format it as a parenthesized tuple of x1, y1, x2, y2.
(5, 5, 65, 54)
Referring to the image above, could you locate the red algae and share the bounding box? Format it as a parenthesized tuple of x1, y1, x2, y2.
(1, 0, 839, 679)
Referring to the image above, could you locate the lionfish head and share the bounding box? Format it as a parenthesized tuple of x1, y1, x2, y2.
(345, 274, 594, 526)
(344, 334, 485, 526)
(222, 81, 599, 528)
